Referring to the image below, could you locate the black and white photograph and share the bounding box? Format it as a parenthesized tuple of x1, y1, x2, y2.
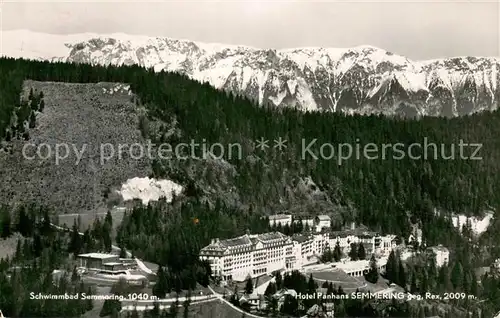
(0, 1, 499, 317)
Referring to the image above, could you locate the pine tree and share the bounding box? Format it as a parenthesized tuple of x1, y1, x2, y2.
(0, 208, 11, 238)
(14, 239, 22, 261)
(149, 302, 160, 318)
(281, 295, 299, 316)
(168, 299, 179, 317)
(470, 270, 478, 296)
(438, 265, 452, 292)
(463, 270, 471, 294)
(41, 209, 51, 236)
(348, 243, 358, 261)
(275, 271, 282, 290)
(398, 261, 406, 290)
(472, 308, 480, 318)
(418, 305, 426, 318)
(5, 130, 11, 142)
(105, 210, 113, 228)
(130, 308, 140, 318)
(16, 206, 33, 236)
(320, 248, 333, 263)
(327, 282, 335, 295)
(365, 255, 379, 284)
(102, 221, 112, 252)
(410, 271, 418, 293)
(264, 282, 277, 296)
(69, 222, 82, 256)
(71, 266, 79, 282)
(427, 254, 437, 291)
(357, 243, 366, 260)
(421, 270, 429, 293)
(101, 279, 126, 317)
(333, 241, 342, 262)
(153, 266, 168, 298)
(244, 276, 253, 294)
(182, 297, 190, 318)
(386, 250, 398, 283)
(307, 273, 317, 293)
(30, 97, 38, 111)
(119, 246, 127, 258)
(451, 261, 464, 291)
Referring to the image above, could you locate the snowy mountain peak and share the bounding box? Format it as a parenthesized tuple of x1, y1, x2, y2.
(3, 29, 499, 117)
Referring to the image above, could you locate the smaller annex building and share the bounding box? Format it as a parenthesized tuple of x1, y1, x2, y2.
(76, 253, 119, 270)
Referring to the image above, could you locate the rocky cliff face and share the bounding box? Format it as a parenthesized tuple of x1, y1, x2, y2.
(4, 30, 499, 117)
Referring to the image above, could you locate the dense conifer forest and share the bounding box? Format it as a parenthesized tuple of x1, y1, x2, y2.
(0, 205, 95, 317)
(1, 57, 500, 317)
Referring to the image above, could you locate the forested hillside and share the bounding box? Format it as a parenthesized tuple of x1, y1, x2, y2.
(1, 57, 500, 316)
(0, 58, 498, 223)
(0, 205, 97, 317)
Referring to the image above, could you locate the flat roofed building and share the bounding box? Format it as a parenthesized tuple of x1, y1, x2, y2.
(269, 214, 293, 227)
(427, 245, 450, 267)
(313, 232, 329, 256)
(376, 235, 398, 256)
(292, 234, 314, 259)
(329, 231, 360, 253)
(328, 231, 397, 257)
(315, 215, 331, 232)
(335, 256, 388, 277)
(77, 253, 119, 270)
(294, 217, 315, 228)
(408, 227, 423, 245)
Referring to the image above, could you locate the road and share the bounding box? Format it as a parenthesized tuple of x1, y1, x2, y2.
(207, 285, 267, 318)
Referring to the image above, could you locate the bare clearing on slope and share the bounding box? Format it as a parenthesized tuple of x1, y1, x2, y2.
(0, 81, 150, 214)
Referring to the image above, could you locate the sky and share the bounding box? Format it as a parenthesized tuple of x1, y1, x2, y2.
(2, 0, 499, 60)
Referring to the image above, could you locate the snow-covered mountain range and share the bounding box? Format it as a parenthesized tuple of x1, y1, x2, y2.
(3, 30, 499, 117)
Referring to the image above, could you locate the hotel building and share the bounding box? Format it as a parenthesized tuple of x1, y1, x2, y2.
(315, 215, 332, 232)
(329, 231, 397, 258)
(334, 257, 388, 277)
(199, 232, 295, 282)
(200, 229, 399, 282)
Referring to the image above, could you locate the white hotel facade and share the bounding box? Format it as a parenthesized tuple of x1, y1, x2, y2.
(200, 229, 398, 282)
(200, 232, 299, 281)
(329, 231, 397, 257)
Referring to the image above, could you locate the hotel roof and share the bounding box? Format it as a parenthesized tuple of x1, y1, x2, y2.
(201, 232, 290, 253)
(258, 232, 288, 242)
(317, 215, 331, 221)
(292, 234, 312, 243)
